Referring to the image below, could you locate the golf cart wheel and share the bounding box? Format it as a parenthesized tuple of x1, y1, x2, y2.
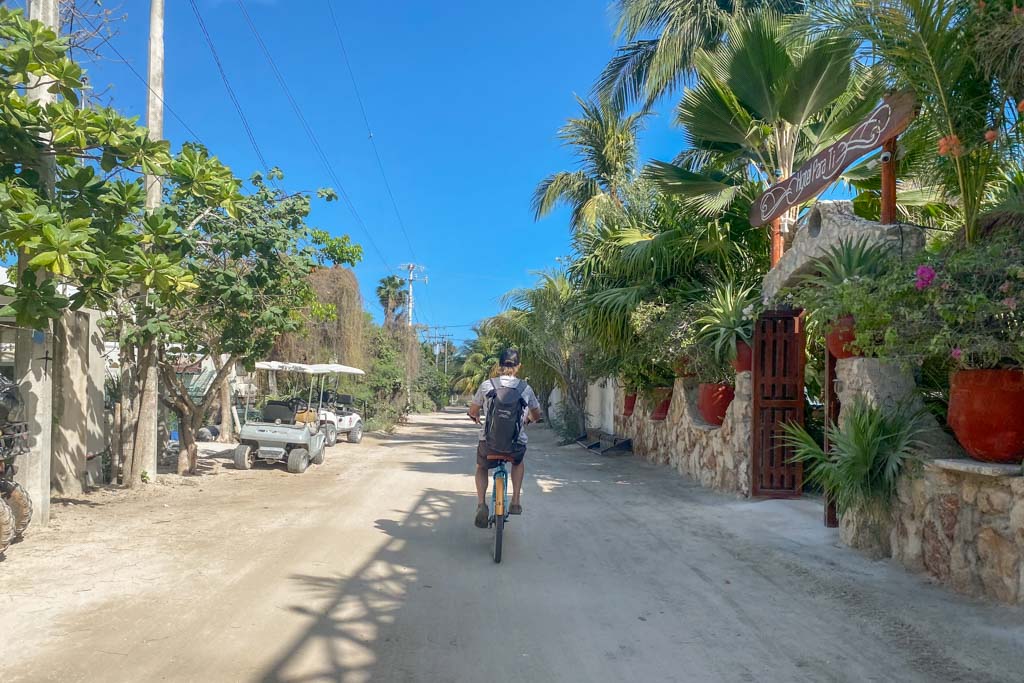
(347, 421, 363, 444)
(2, 480, 32, 539)
(287, 448, 310, 474)
(0, 497, 14, 555)
(233, 445, 253, 471)
(311, 446, 325, 465)
(324, 424, 338, 447)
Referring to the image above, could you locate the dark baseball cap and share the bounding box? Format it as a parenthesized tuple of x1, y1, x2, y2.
(499, 348, 521, 367)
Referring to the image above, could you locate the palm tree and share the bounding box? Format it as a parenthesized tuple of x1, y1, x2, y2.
(451, 331, 502, 395)
(596, 0, 806, 110)
(645, 9, 883, 259)
(376, 275, 408, 328)
(488, 271, 588, 437)
(532, 97, 647, 231)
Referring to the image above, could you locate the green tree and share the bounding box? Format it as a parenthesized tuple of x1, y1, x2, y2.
(596, 0, 806, 109)
(375, 275, 408, 328)
(156, 167, 360, 473)
(532, 97, 647, 231)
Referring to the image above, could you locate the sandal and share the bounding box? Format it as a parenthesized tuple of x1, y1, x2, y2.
(474, 504, 489, 528)
(509, 503, 523, 515)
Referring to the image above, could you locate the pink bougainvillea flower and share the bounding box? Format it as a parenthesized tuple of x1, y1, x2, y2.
(985, 130, 998, 143)
(951, 348, 963, 361)
(915, 265, 937, 290)
(1015, 5, 1024, 17)
(1004, 297, 1019, 311)
(1018, 99, 1024, 114)
(999, 281, 1012, 293)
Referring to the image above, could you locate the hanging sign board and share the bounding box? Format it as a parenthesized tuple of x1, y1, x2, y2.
(749, 91, 916, 226)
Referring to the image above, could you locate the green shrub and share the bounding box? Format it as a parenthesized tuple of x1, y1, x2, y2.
(781, 398, 928, 519)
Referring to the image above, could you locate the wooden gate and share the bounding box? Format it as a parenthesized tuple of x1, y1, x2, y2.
(751, 309, 806, 497)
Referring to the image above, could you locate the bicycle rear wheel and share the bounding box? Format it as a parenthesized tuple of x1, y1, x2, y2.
(493, 474, 505, 563)
(493, 514, 503, 563)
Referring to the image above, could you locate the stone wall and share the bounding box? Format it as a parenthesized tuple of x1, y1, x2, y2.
(835, 357, 1024, 604)
(613, 373, 752, 497)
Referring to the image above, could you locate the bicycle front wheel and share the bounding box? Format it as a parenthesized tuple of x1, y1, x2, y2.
(493, 514, 503, 563)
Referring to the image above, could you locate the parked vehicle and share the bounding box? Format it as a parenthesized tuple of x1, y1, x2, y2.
(234, 362, 365, 474)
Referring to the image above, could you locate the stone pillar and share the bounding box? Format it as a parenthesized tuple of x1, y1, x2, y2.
(14, 327, 52, 525)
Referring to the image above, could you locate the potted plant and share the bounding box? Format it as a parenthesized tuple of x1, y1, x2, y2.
(794, 237, 894, 359)
(839, 231, 1024, 463)
(696, 281, 760, 372)
(688, 342, 735, 426)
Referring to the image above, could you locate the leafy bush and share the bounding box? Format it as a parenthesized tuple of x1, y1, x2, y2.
(782, 398, 928, 519)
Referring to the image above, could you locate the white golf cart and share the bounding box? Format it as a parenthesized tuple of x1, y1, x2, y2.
(234, 362, 365, 474)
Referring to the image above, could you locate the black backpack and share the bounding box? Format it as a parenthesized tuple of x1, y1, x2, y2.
(484, 378, 527, 454)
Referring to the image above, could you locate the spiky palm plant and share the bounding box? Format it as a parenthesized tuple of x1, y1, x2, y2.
(695, 280, 759, 362)
(781, 398, 927, 519)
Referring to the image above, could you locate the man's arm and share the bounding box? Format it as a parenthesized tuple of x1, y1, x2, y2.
(524, 386, 543, 424)
(468, 402, 482, 424)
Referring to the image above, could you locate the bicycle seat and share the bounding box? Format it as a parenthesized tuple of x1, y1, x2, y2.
(486, 454, 516, 462)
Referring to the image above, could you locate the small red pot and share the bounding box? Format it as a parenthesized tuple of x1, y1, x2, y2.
(698, 383, 735, 426)
(948, 369, 1024, 463)
(732, 340, 753, 372)
(826, 315, 860, 359)
(650, 387, 673, 421)
(623, 393, 637, 417)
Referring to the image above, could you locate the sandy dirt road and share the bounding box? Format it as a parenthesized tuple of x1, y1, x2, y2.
(2, 410, 1023, 682)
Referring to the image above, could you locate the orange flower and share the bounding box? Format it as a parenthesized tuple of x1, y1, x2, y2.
(938, 134, 963, 157)
(985, 129, 998, 143)
(1014, 5, 1023, 16)
(978, 0, 986, 9)
(1018, 99, 1024, 113)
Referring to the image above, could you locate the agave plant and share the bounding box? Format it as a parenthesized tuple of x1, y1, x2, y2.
(695, 281, 759, 361)
(799, 236, 894, 288)
(781, 398, 928, 518)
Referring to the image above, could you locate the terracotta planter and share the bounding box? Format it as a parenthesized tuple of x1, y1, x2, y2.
(623, 393, 637, 417)
(732, 340, 753, 372)
(948, 369, 1024, 463)
(826, 315, 860, 359)
(650, 387, 673, 421)
(698, 383, 735, 426)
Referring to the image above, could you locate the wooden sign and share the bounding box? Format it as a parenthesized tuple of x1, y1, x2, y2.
(749, 91, 916, 226)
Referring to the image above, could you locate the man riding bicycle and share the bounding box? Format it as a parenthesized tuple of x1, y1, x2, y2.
(468, 348, 542, 528)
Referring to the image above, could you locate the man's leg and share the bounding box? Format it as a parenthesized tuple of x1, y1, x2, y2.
(474, 442, 490, 528)
(510, 461, 524, 508)
(475, 463, 489, 506)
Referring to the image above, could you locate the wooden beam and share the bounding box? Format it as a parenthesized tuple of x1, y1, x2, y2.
(880, 137, 898, 225)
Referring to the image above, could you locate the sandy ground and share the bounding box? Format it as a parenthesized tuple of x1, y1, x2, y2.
(1, 410, 1023, 682)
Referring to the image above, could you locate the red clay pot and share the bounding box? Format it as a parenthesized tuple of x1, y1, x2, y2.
(623, 393, 637, 417)
(698, 383, 735, 426)
(826, 315, 860, 359)
(732, 340, 753, 372)
(948, 369, 1024, 463)
(650, 387, 673, 421)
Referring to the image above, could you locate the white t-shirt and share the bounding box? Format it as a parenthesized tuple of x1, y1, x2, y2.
(471, 375, 541, 444)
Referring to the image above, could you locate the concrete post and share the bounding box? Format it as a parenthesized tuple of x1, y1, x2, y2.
(13, 0, 61, 525)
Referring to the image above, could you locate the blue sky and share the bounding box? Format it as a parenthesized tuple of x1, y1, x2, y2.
(36, 0, 682, 347)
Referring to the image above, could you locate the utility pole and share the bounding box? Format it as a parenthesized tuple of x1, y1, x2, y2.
(398, 264, 427, 327)
(131, 0, 165, 480)
(14, 0, 60, 526)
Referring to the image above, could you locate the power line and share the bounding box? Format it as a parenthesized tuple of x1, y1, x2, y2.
(187, 0, 274, 177)
(324, 1, 418, 262)
(80, 15, 205, 143)
(235, 0, 390, 271)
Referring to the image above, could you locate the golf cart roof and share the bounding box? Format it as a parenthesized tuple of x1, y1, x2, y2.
(254, 361, 365, 376)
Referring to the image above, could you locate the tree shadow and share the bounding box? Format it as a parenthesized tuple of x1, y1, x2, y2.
(257, 488, 474, 682)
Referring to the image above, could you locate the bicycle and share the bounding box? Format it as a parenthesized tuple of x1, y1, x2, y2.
(486, 453, 515, 563)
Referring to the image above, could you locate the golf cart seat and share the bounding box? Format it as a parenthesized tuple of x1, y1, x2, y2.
(262, 401, 295, 424)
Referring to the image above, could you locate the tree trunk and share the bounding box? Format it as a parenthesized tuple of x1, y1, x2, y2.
(214, 356, 233, 443)
(111, 402, 122, 485)
(175, 408, 198, 476)
(119, 344, 141, 487)
(133, 339, 160, 481)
